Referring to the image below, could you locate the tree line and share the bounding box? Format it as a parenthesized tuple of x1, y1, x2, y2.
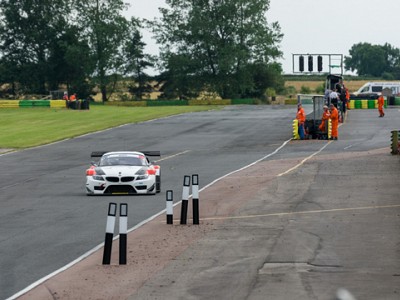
(345, 43, 400, 79)
(0, 0, 285, 101)
(1, 0, 397, 102)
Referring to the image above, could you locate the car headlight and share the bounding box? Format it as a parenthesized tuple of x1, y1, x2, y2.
(95, 168, 105, 175)
(92, 175, 105, 181)
(135, 169, 149, 180)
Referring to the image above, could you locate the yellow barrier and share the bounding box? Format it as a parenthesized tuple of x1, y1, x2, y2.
(349, 100, 355, 109)
(0, 100, 19, 108)
(292, 119, 299, 140)
(328, 119, 332, 140)
(50, 100, 67, 108)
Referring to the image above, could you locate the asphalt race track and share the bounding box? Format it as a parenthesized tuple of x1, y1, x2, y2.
(0, 105, 294, 299)
(1, 105, 400, 299)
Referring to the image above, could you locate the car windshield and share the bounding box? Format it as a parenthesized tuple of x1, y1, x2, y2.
(99, 155, 146, 166)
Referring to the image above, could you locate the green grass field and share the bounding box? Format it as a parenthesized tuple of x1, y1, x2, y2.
(0, 106, 221, 149)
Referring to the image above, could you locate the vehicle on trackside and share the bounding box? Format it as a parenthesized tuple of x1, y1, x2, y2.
(85, 151, 161, 196)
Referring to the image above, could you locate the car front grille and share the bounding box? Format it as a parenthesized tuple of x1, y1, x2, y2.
(106, 176, 119, 182)
(121, 176, 135, 182)
(104, 185, 137, 194)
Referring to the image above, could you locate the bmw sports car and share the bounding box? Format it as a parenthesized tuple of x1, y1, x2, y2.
(85, 151, 161, 195)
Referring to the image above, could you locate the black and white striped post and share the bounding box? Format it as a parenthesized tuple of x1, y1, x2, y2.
(102, 202, 117, 265)
(180, 175, 191, 225)
(119, 203, 128, 265)
(166, 190, 174, 224)
(192, 174, 199, 225)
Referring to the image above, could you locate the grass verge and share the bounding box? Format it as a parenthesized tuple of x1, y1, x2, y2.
(0, 105, 223, 149)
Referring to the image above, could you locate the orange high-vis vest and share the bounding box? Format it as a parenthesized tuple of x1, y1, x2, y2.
(296, 107, 306, 124)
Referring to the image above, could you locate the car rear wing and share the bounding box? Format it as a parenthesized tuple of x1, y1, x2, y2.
(90, 151, 161, 158)
(91, 151, 109, 158)
(141, 151, 161, 157)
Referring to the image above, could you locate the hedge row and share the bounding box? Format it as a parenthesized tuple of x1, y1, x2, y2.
(105, 98, 257, 107)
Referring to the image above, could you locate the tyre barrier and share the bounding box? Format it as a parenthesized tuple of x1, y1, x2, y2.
(391, 130, 400, 155)
(66, 99, 90, 110)
(0, 99, 90, 109)
(292, 119, 300, 140)
(349, 99, 387, 109)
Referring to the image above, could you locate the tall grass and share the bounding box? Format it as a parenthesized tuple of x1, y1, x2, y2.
(0, 106, 221, 148)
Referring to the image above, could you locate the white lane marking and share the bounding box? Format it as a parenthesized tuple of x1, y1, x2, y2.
(5, 137, 297, 299)
(197, 138, 292, 193)
(277, 141, 332, 177)
(344, 145, 353, 150)
(198, 204, 400, 221)
(155, 150, 190, 162)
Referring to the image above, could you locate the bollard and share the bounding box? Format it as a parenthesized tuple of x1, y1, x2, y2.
(119, 203, 128, 265)
(180, 175, 191, 225)
(102, 202, 117, 265)
(166, 190, 174, 225)
(192, 174, 200, 225)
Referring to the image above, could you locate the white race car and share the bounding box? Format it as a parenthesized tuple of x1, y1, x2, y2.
(85, 151, 161, 195)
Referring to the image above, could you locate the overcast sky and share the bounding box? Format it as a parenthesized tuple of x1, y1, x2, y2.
(126, 0, 400, 75)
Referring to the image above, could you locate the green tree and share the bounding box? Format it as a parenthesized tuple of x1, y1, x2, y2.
(74, 0, 129, 102)
(345, 43, 400, 78)
(121, 18, 156, 100)
(0, 0, 72, 95)
(151, 0, 283, 99)
(47, 25, 94, 97)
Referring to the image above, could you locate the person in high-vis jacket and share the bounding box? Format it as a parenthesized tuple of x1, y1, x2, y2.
(329, 103, 339, 140)
(296, 103, 306, 140)
(378, 95, 385, 117)
(318, 105, 331, 132)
